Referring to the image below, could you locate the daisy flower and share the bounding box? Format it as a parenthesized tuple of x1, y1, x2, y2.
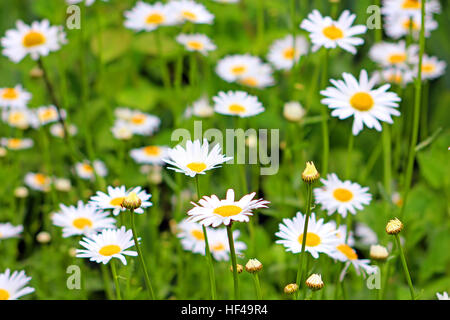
(213, 90, 264, 118)
(124, 1, 178, 32)
(177, 218, 210, 254)
(164, 139, 233, 177)
(49, 123, 78, 138)
(2, 108, 36, 129)
(89, 185, 152, 216)
(24, 172, 51, 192)
(329, 243, 377, 279)
(184, 95, 214, 118)
(381, 0, 441, 18)
(130, 145, 170, 165)
(300, 10, 367, 54)
(0, 85, 31, 109)
(236, 64, 275, 89)
(374, 67, 415, 87)
(413, 54, 446, 80)
(267, 35, 309, 70)
(355, 222, 379, 246)
(125, 110, 160, 136)
(75, 160, 108, 180)
(76, 226, 138, 265)
(208, 228, 246, 261)
(1, 20, 66, 63)
(320, 69, 402, 135)
(369, 41, 418, 69)
(0, 269, 34, 300)
(188, 189, 269, 227)
(0, 223, 23, 240)
(176, 33, 216, 55)
(275, 212, 340, 259)
(34, 105, 66, 126)
(384, 11, 437, 40)
(436, 292, 449, 300)
(52, 201, 116, 238)
(314, 173, 372, 218)
(216, 54, 263, 83)
(0, 138, 33, 150)
(169, 0, 214, 25)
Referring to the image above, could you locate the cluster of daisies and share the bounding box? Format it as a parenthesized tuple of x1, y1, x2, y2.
(276, 173, 376, 279)
(112, 107, 161, 140)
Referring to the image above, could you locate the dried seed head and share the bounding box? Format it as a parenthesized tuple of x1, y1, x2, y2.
(302, 161, 320, 183)
(305, 274, 324, 291)
(245, 259, 263, 273)
(229, 264, 244, 274)
(121, 192, 142, 210)
(386, 218, 403, 235)
(284, 283, 299, 294)
(370, 244, 389, 261)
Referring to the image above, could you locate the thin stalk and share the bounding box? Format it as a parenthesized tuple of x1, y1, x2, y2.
(110, 260, 121, 300)
(295, 183, 313, 299)
(101, 264, 114, 300)
(252, 273, 263, 300)
(420, 81, 429, 141)
(382, 124, 392, 215)
(395, 234, 415, 299)
(400, 0, 426, 219)
(194, 176, 217, 300)
(320, 49, 330, 175)
(345, 130, 354, 179)
(227, 224, 240, 300)
(130, 210, 155, 300)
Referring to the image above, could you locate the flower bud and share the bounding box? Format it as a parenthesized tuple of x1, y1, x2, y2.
(14, 186, 29, 198)
(229, 264, 244, 274)
(305, 274, 324, 291)
(370, 244, 389, 261)
(386, 218, 403, 235)
(121, 192, 142, 210)
(283, 101, 306, 122)
(36, 231, 51, 244)
(245, 259, 263, 273)
(284, 283, 299, 294)
(302, 161, 320, 183)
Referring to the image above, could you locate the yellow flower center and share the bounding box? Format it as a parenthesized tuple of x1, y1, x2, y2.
(143, 146, 160, 156)
(8, 138, 22, 149)
(333, 188, 354, 202)
(388, 53, 406, 64)
(322, 25, 344, 40)
(110, 197, 125, 207)
(182, 11, 197, 20)
(82, 164, 94, 173)
(231, 65, 246, 75)
(72, 217, 93, 230)
(213, 205, 242, 217)
(239, 77, 258, 87)
(99, 244, 121, 256)
(337, 244, 358, 260)
(146, 13, 164, 24)
(190, 229, 205, 240)
(0, 289, 10, 300)
(228, 104, 246, 114)
(2, 88, 18, 100)
(422, 63, 435, 73)
(298, 232, 321, 247)
(350, 92, 374, 111)
(34, 173, 48, 185)
(402, 19, 419, 30)
(402, 0, 420, 9)
(39, 109, 57, 122)
(131, 114, 146, 125)
(9, 112, 25, 124)
(212, 242, 226, 251)
(283, 47, 295, 60)
(22, 31, 46, 48)
(187, 40, 204, 50)
(186, 162, 207, 173)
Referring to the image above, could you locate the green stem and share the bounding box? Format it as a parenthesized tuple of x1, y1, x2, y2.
(101, 264, 114, 300)
(195, 176, 217, 300)
(110, 260, 121, 300)
(296, 183, 313, 299)
(345, 129, 354, 179)
(400, 0, 426, 220)
(420, 81, 429, 141)
(395, 234, 415, 299)
(227, 224, 239, 300)
(320, 49, 329, 175)
(382, 124, 392, 217)
(253, 273, 263, 300)
(130, 210, 155, 300)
